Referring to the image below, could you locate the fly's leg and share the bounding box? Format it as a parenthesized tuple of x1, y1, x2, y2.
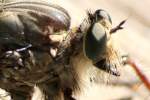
(8, 86, 34, 100)
(122, 55, 150, 91)
(63, 88, 76, 100)
(38, 74, 62, 100)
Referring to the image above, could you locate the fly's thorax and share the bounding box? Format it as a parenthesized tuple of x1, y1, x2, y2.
(0, 11, 24, 33)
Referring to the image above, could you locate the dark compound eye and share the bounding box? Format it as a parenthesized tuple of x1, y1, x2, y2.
(83, 9, 112, 62)
(83, 21, 107, 62)
(94, 9, 112, 24)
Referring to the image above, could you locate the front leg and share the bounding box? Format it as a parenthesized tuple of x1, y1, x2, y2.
(63, 88, 76, 100)
(8, 86, 34, 100)
(122, 55, 150, 91)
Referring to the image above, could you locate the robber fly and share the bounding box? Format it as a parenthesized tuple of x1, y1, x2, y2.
(0, 0, 150, 100)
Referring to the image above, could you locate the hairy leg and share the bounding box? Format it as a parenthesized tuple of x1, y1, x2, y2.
(8, 85, 33, 100)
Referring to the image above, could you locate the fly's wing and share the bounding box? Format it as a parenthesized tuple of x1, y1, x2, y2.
(0, 1, 71, 47)
(2, 1, 71, 30)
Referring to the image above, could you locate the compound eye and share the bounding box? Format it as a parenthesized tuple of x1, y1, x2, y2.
(94, 9, 112, 24)
(83, 22, 107, 62)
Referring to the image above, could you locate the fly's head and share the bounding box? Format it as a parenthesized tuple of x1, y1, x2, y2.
(83, 9, 121, 76)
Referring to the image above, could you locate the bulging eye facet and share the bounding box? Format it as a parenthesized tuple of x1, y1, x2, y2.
(94, 9, 112, 24)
